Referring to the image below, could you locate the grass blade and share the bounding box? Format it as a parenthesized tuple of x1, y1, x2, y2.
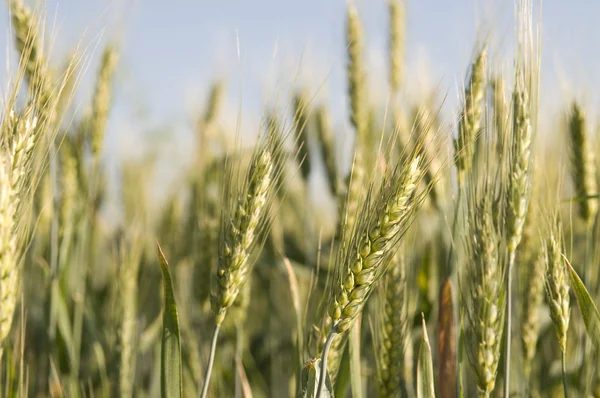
(282, 256, 304, 396)
(564, 255, 600, 348)
(157, 242, 183, 398)
(418, 314, 435, 398)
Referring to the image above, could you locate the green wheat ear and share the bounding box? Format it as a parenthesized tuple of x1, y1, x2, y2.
(202, 117, 289, 398)
(315, 147, 429, 394)
(374, 250, 410, 398)
(90, 45, 119, 160)
(389, 0, 405, 93)
(520, 249, 545, 379)
(544, 218, 570, 354)
(10, 0, 53, 110)
(568, 102, 598, 227)
(462, 183, 505, 398)
(346, 4, 368, 144)
(211, 148, 275, 325)
(455, 46, 487, 185)
(506, 73, 533, 255)
(328, 155, 422, 334)
(0, 108, 41, 348)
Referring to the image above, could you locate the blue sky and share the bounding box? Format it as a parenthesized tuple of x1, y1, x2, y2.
(1, 0, 600, 186)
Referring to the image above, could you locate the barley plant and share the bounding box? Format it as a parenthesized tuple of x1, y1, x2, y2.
(4, 1, 600, 397)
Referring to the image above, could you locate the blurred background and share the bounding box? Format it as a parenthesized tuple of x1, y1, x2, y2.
(1, 0, 599, 210)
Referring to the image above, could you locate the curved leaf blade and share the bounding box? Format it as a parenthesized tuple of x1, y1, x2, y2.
(564, 255, 600, 349)
(418, 314, 436, 398)
(157, 242, 183, 398)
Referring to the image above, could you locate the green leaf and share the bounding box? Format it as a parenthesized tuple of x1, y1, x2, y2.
(157, 242, 183, 398)
(302, 358, 333, 398)
(52, 281, 76, 367)
(564, 255, 600, 349)
(418, 314, 436, 398)
(282, 256, 304, 397)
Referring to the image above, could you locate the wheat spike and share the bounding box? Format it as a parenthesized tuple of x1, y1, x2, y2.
(196, 81, 225, 167)
(493, 77, 507, 157)
(375, 250, 409, 397)
(328, 154, 424, 334)
(389, 0, 405, 93)
(90, 45, 119, 159)
(347, 5, 367, 143)
(506, 73, 533, 254)
(211, 146, 276, 326)
(568, 102, 598, 227)
(463, 182, 505, 398)
(455, 46, 487, 184)
(315, 105, 339, 196)
(520, 250, 545, 378)
(340, 149, 368, 241)
(292, 92, 312, 180)
(10, 0, 53, 112)
(59, 138, 79, 240)
(544, 219, 570, 354)
(0, 108, 39, 345)
(315, 150, 426, 396)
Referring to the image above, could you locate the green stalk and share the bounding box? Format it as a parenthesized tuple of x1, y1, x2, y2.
(582, 225, 593, 393)
(316, 331, 336, 398)
(71, 158, 101, 397)
(447, 184, 463, 398)
(446, 187, 463, 277)
(70, 216, 90, 398)
(200, 324, 221, 398)
(504, 250, 516, 397)
(235, 325, 244, 398)
(562, 349, 568, 398)
(45, 137, 59, 391)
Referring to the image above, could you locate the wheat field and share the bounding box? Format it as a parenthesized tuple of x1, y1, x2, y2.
(1, 0, 600, 397)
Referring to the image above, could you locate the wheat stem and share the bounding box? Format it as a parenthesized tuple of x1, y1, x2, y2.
(316, 330, 336, 398)
(562, 349, 568, 398)
(581, 225, 593, 391)
(234, 325, 244, 398)
(199, 324, 221, 398)
(446, 188, 463, 276)
(504, 250, 515, 396)
(446, 185, 462, 398)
